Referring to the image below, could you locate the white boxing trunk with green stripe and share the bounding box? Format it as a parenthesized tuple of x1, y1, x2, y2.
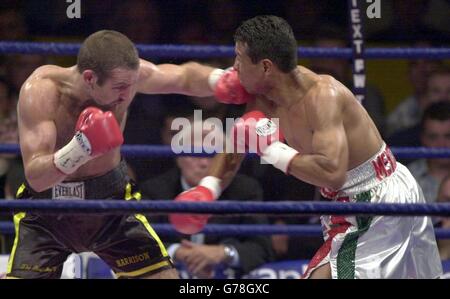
(304, 144, 443, 279)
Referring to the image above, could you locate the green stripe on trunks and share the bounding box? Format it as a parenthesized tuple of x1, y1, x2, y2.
(337, 191, 373, 279)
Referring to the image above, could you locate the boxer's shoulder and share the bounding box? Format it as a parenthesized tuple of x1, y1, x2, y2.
(20, 75, 58, 100)
(304, 79, 339, 105)
(26, 64, 65, 81)
(19, 72, 59, 116)
(137, 59, 157, 78)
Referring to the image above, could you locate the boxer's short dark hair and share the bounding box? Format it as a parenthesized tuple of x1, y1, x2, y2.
(234, 15, 297, 73)
(77, 30, 139, 85)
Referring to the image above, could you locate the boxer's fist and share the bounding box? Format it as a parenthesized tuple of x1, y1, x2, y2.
(53, 107, 123, 175)
(232, 110, 284, 154)
(75, 107, 123, 157)
(233, 111, 298, 174)
(208, 68, 254, 105)
(169, 186, 213, 235)
(169, 176, 222, 235)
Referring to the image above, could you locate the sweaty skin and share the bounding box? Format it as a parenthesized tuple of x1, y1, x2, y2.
(235, 38, 383, 188)
(212, 65, 383, 191)
(18, 59, 216, 279)
(19, 59, 214, 192)
(209, 43, 384, 278)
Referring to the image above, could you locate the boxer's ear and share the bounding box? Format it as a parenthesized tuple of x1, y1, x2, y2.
(262, 59, 273, 74)
(82, 70, 97, 88)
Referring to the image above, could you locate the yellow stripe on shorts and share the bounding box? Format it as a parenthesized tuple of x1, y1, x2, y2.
(7, 212, 26, 275)
(124, 183, 168, 257)
(16, 183, 26, 198)
(115, 260, 171, 278)
(135, 213, 168, 257)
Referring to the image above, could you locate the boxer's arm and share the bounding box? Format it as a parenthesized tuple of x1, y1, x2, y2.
(287, 84, 349, 190)
(18, 80, 67, 192)
(206, 97, 270, 190)
(137, 59, 215, 96)
(208, 152, 245, 191)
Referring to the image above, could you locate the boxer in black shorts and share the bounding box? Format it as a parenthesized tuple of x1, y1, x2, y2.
(8, 161, 172, 279)
(6, 30, 238, 279)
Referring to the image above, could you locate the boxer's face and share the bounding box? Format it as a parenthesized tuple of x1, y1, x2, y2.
(89, 67, 139, 109)
(234, 42, 265, 94)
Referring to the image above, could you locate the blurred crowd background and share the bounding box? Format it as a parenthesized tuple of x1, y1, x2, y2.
(0, 0, 449, 277)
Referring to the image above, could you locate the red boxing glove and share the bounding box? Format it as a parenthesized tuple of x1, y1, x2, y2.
(232, 111, 299, 174)
(169, 176, 221, 235)
(208, 68, 254, 105)
(75, 107, 124, 156)
(232, 110, 284, 154)
(54, 107, 123, 174)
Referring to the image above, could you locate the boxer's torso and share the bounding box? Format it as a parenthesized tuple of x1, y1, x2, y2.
(269, 66, 383, 170)
(23, 65, 131, 180)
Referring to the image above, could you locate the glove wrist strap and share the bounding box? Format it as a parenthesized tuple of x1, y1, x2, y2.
(199, 176, 222, 200)
(261, 141, 299, 174)
(53, 132, 92, 175)
(208, 68, 225, 90)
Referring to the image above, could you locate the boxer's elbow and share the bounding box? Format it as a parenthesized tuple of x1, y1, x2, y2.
(25, 169, 50, 192)
(24, 158, 62, 192)
(320, 160, 346, 190)
(323, 172, 346, 190)
(25, 174, 47, 192)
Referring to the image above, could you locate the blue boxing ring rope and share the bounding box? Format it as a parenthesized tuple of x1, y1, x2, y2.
(0, 39, 450, 240)
(0, 144, 450, 159)
(0, 199, 450, 217)
(1, 40, 450, 280)
(2, 0, 450, 279)
(1, 222, 450, 239)
(1, 41, 450, 59)
(0, 39, 450, 239)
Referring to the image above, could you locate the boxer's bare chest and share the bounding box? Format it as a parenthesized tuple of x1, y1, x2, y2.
(53, 95, 127, 149)
(273, 103, 313, 154)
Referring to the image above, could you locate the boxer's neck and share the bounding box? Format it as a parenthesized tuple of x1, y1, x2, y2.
(265, 67, 306, 108)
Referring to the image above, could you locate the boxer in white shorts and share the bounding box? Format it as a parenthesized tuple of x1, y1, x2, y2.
(302, 144, 442, 278)
(174, 15, 443, 278)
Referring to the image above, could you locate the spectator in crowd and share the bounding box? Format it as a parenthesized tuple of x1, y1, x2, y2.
(407, 101, 450, 203)
(386, 42, 442, 136)
(426, 67, 450, 103)
(387, 67, 450, 164)
(0, 78, 20, 254)
(0, 78, 19, 197)
(139, 118, 273, 278)
(436, 175, 450, 260)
